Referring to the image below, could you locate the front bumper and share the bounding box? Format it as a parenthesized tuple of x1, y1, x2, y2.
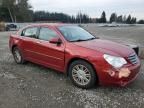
(95, 62, 141, 86)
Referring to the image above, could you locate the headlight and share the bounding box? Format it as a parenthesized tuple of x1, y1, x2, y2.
(104, 54, 127, 68)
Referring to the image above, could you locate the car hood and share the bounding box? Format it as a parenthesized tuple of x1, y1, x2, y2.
(73, 39, 134, 57)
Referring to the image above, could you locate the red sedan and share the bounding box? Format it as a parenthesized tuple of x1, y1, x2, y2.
(9, 24, 141, 89)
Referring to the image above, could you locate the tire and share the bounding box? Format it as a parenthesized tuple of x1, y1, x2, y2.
(69, 60, 97, 89)
(12, 47, 25, 64)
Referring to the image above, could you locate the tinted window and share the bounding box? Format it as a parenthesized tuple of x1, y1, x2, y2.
(58, 26, 95, 42)
(22, 27, 38, 38)
(39, 27, 58, 41)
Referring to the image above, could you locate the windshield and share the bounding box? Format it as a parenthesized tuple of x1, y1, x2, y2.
(58, 26, 96, 42)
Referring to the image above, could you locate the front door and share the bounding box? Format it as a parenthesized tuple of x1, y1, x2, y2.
(34, 26, 65, 71)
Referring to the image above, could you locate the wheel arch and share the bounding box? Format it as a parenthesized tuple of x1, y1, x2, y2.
(11, 44, 26, 64)
(66, 57, 99, 83)
(11, 45, 18, 52)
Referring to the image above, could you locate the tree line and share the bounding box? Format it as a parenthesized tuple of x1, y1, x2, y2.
(96, 11, 138, 24)
(0, 0, 144, 24)
(33, 11, 90, 23)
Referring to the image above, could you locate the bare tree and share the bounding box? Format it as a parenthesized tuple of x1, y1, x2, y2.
(2, 0, 16, 22)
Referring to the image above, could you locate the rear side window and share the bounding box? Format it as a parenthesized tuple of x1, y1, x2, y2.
(39, 27, 58, 41)
(21, 27, 38, 38)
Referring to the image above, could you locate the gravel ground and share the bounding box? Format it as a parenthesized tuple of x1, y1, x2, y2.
(0, 25, 144, 108)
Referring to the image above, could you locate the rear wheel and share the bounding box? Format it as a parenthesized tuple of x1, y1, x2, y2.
(12, 47, 25, 64)
(69, 60, 97, 89)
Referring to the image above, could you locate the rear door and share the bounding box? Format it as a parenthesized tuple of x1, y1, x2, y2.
(20, 26, 40, 60)
(34, 26, 65, 71)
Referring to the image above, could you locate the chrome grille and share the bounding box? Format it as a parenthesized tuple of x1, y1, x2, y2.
(128, 53, 138, 65)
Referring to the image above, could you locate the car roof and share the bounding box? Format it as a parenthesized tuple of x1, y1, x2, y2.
(25, 23, 74, 28)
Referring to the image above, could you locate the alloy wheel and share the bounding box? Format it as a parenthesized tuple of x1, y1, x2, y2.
(72, 64, 91, 86)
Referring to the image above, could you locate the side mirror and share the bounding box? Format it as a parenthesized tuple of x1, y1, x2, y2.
(49, 38, 62, 45)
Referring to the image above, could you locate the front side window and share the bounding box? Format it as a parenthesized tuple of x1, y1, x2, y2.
(22, 27, 38, 38)
(39, 27, 58, 41)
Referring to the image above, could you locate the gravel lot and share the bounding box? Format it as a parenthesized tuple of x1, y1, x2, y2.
(0, 25, 144, 108)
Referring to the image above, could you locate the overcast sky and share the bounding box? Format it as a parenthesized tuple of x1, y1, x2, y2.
(29, 0, 144, 20)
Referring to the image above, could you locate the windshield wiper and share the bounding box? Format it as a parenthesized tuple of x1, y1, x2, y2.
(70, 39, 87, 42)
(86, 37, 96, 40)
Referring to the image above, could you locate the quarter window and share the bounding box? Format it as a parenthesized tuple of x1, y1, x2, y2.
(39, 27, 58, 41)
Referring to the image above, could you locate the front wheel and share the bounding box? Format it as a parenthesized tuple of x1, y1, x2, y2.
(12, 47, 25, 64)
(69, 60, 97, 89)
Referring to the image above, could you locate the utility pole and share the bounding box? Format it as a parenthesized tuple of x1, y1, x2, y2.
(79, 11, 81, 24)
(14, 15, 17, 23)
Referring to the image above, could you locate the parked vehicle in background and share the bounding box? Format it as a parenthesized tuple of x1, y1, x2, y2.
(9, 24, 141, 89)
(6, 23, 17, 31)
